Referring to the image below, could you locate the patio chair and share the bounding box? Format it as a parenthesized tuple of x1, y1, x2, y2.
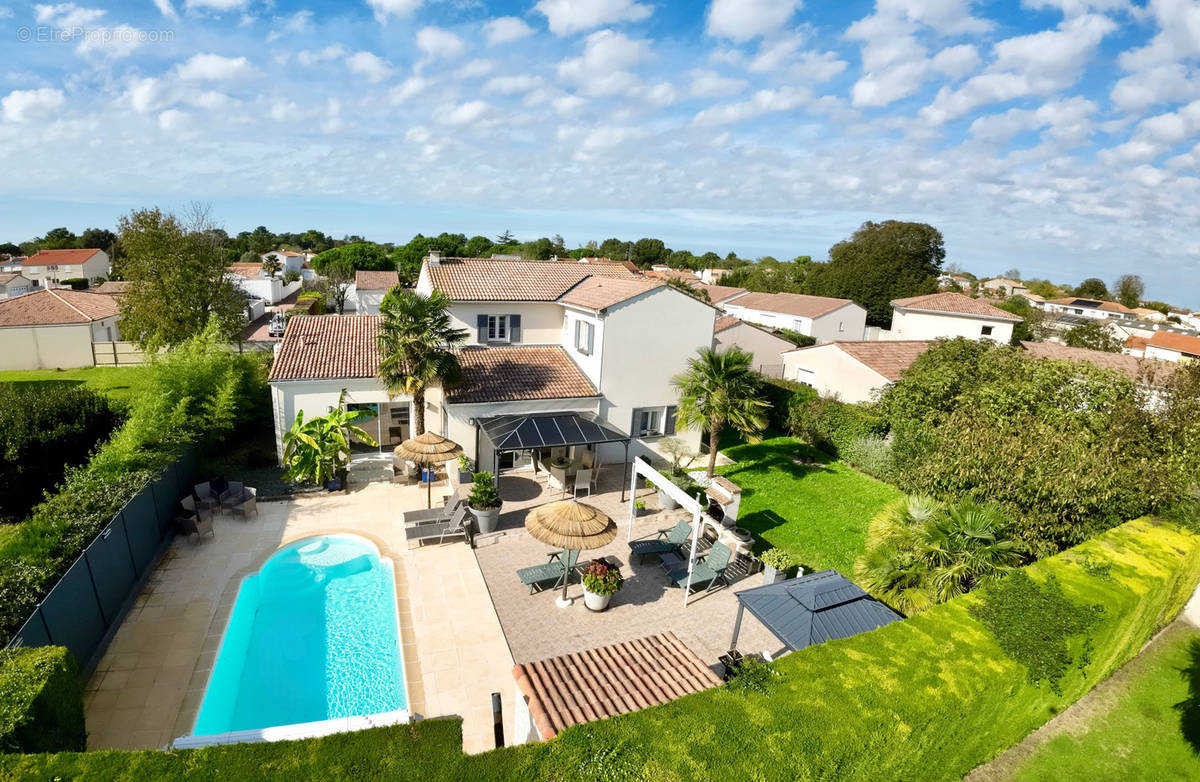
(405, 505, 472, 547)
(181, 513, 215, 542)
(403, 492, 465, 526)
(573, 468, 593, 498)
(230, 487, 258, 519)
(193, 482, 221, 511)
(668, 541, 733, 595)
(180, 495, 213, 523)
(219, 480, 245, 512)
(628, 520, 693, 564)
(517, 549, 580, 594)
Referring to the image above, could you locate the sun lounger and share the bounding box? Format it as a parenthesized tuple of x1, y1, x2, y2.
(403, 492, 465, 526)
(405, 505, 471, 547)
(628, 520, 693, 564)
(668, 542, 733, 594)
(517, 549, 580, 594)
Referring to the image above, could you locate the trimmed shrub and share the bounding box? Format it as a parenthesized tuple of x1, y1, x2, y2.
(59, 278, 88, 291)
(789, 396, 887, 458)
(838, 434, 895, 482)
(0, 646, 84, 753)
(758, 375, 818, 432)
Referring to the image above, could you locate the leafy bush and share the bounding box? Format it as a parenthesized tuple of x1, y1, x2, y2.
(282, 270, 300, 284)
(468, 472, 501, 510)
(59, 278, 88, 290)
(725, 655, 781, 695)
(788, 395, 887, 459)
(759, 547, 796, 572)
(0, 383, 119, 524)
(0, 646, 84, 752)
(758, 375, 818, 432)
(580, 560, 624, 595)
(296, 289, 326, 315)
(838, 434, 895, 482)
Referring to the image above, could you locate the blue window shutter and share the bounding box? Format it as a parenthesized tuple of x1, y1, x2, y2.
(476, 314, 488, 343)
(665, 406, 677, 435)
(510, 314, 521, 342)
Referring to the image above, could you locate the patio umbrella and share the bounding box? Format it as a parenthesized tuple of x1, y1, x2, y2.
(524, 499, 618, 606)
(394, 431, 463, 508)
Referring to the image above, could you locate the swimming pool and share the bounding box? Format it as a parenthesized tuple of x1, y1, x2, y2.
(191, 534, 407, 738)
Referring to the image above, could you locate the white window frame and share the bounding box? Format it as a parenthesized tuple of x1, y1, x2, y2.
(636, 408, 662, 437)
(575, 319, 594, 355)
(487, 314, 509, 342)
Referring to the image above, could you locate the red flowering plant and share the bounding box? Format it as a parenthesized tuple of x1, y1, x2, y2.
(581, 559, 624, 596)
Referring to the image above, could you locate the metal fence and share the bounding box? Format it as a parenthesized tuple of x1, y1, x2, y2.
(7, 448, 196, 671)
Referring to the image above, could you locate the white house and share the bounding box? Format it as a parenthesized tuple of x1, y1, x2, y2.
(885, 292, 1020, 343)
(782, 341, 932, 403)
(352, 271, 399, 315)
(1144, 331, 1200, 362)
(261, 250, 317, 275)
(698, 268, 732, 284)
(694, 284, 748, 308)
(22, 248, 110, 287)
(981, 277, 1028, 297)
(0, 273, 32, 299)
(720, 291, 867, 343)
(269, 255, 715, 476)
(1044, 297, 1137, 322)
(713, 316, 796, 377)
(228, 263, 302, 305)
(0, 288, 121, 370)
(0, 257, 25, 273)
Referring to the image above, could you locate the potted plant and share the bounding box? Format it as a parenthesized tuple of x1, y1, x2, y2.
(581, 559, 624, 612)
(633, 498, 647, 516)
(456, 453, 474, 485)
(760, 548, 796, 585)
(468, 471, 502, 534)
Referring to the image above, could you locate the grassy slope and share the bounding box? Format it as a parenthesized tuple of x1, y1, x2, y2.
(717, 436, 902, 573)
(0, 367, 154, 409)
(1011, 622, 1200, 781)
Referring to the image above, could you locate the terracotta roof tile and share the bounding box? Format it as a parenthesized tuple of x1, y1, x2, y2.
(268, 315, 381, 381)
(0, 288, 119, 326)
(426, 257, 637, 301)
(728, 291, 855, 319)
(355, 270, 400, 291)
(1124, 335, 1149, 350)
(891, 292, 1020, 321)
(95, 281, 131, 295)
(644, 269, 699, 283)
(22, 248, 104, 267)
(1147, 330, 1200, 356)
(448, 346, 598, 403)
(0, 273, 27, 286)
(696, 284, 748, 303)
(1020, 340, 1176, 382)
(714, 315, 739, 332)
(558, 277, 662, 311)
(511, 632, 721, 739)
(1045, 297, 1136, 314)
(228, 262, 263, 279)
(787, 340, 932, 382)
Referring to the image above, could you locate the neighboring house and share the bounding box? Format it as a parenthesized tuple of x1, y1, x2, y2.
(713, 315, 796, 377)
(1044, 297, 1137, 321)
(269, 254, 716, 471)
(1144, 331, 1200, 362)
(22, 248, 110, 287)
(261, 250, 316, 275)
(353, 271, 399, 315)
(885, 292, 1020, 343)
(644, 268, 700, 284)
(1019, 340, 1174, 383)
(0, 257, 25, 273)
(0, 272, 32, 299)
(95, 280, 131, 297)
(1016, 292, 1046, 308)
(937, 274, 971, 291)
(698, 268, 732, 284)
(1131, 307, 1168, 323)
(782, 340, 931, 402)
(693, 284, 748, 307)
(981, 277, 1028, 297)
(229, 262, 302, 305)
(721, 291, 867, 343)
(0, 289, 121, 370)
(1124, 335, 1149, 358)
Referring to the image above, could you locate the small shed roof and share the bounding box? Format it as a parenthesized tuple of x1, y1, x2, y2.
(736, 570, 902, 652)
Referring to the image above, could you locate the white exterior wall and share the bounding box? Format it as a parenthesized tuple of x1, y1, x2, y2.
(0, 323, 96, 370)
(722, 303, 811, 334)
(449, 302, 564, 347)
(356, 289, 387, 315)
(782, 345, 891, 403)
(89, 315, 121, 342)
(713, 322, 794, 374)
(809, 303, 868, 343)
(232, 276, 301, 305)
(1145, 344, 1197, 363)
(888, 308, 1015, 343)
(22, 251, 110, 286)
(270, 378, 402, 461)
(560, 306, 604, 386)
(0, 275, 31, 298)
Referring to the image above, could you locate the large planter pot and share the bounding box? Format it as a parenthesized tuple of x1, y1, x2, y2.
(583, 587, 613, 612)
(762, 565, 788, 585)
(471, 506, 500, 534)
(657, 489, 679, 510)
(457, 469, 474, 486)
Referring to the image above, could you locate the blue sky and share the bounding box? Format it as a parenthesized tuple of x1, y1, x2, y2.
(1, 0, 1198, 307)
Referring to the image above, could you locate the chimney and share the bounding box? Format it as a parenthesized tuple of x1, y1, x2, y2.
(428, 250, 442, 266)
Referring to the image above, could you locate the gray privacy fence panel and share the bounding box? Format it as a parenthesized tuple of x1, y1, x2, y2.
(85, 522, 136, 624)
(122, 503, 160, 577)
(38, 556, 106, 665)
(152, 464, 180, 536)
(10, 612, 50, 649)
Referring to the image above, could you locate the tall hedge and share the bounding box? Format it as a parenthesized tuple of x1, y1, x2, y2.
(758, 375, 818, 432)
(0, 646, 84, 753)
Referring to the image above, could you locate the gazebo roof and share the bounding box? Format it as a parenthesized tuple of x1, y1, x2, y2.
(479, 412, 629, 453)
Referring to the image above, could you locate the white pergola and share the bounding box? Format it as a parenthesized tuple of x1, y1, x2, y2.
(626, 456, 715, 606)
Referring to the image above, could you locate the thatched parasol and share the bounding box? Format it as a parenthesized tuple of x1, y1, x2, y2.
(524, 500, 618, 605)
(394, 431, 463, 508)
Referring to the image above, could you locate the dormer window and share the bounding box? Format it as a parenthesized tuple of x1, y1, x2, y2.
(487, 315, 508, 342)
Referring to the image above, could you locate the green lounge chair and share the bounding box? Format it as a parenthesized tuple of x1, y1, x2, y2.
(629, 520, 693, 564)
(517, 549, 580, 594)
(668, 542, 733, 594)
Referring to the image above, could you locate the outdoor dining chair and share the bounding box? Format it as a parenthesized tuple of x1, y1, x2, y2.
(219, 481, 245, 513)
(193, 482, 221, 511)
(230, 487, 258, 519)
(180, 495, 213, 523)
(573, 469, 593, 498)
(181, 513, 215, 542)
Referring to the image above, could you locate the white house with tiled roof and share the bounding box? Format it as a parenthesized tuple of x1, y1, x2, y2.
(885, 292, 1021, 343)
(720, 291, 867, 343)
(268, 254, 715, 473)
(0, 272, 32, 299)
(352, 270, 399, 314)
(712, 316, 796, 376)
(22, 248, 109, 288)
(782, 341, 932, 403)
(0, 288, 121, 370)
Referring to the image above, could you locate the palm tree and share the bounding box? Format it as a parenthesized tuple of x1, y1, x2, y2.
(376, 287, 468, 435)
(854, 495, 1026, 614)
(671, 346, 769, 477)
(282, 390, 379, 485)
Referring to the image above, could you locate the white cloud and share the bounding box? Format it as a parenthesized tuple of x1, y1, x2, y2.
(76, 24, 145, 60)
(1116, 0, 1200, 70)
(535, 0, 652, 36)
(297, 45, 346, 67)
(877, 0, 993, 35)
(688, 69, 748, 98)
(456, 59, 495, 80)
(125, 77, 167, 113)
(185, 0, 249, 10)
(573, 125, 648, 157)
(183, 90, 236, 111)
(747, 34, 804, 74)
(34, 3, 105, 27)
(151, 0, 177, 19)
(346, 51, 395, 83)
(557, 29, 650, 95)
(174, 53, 253, 81)
(706, 0, 800, 42)
(0, 7, 13, 18)
(267, 10, 312, 42)
(1111, 64, 1200, 112)
(968, 96, 1097, 145)
(157, 108, 187, 132)
(1099, 100, 1200, 164)
(791, 51, 848, 83)
(692, 85, 811, 125)
(321, 98, 343, 134)
(484, 16, 535, 45)
(554, 94, 587, 114)
(484, 75, 544, 94)
(417, 27, 466, 60)
(1, 88, 65, 123)
(366, 0, 423, 23)
(268, 98, 299, 122)
(390, 76, 433, 103)
(440, 100, 490, 125)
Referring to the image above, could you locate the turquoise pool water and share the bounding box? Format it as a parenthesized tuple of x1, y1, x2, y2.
(193, 535, 406, 736)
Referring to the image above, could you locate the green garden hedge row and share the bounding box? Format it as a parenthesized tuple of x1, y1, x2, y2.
(2, 517, 1196, 780)
(0, 647, 84, 753)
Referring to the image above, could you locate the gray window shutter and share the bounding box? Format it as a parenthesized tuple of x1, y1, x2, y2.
(631, 409, 639, 436)
(574, 320, 582, 351)
(509, 314, 521, 342)
(476, 314, 488, 343)
(586, 323, 594, 354)
(665, 406, 677, 435)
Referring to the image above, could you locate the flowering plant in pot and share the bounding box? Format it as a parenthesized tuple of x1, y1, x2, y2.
(468, 471, 502, 534)
(581, 559, 624, 612)
(759, 548, 797, 585)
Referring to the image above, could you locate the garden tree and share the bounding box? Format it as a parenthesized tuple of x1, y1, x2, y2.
(666, 277, 710, 302)
(1074, 277, 1109, 299)
(246, 225, 275, 254)
(298, 229, 333, 251)
(282, 391, 378, 486)
(672, 346, 769, 477)
(261, 254, 282, 278)
(805, 220, 945, 326)
(310, 242, 392, 272)
(0, 242, 19, 256)
(1062, 320, 1122, 352)
(517, 237, 555, 260)
(320, 261, 356, 315)
(38, 227, 79, 250)
(117, 205, 247, 349)
(496, 229, 515, 244)
(1003, 268, 1021, 280)
(994, 296, 1047, 342)
(879, 338, 1200, 556)
(1113, 274, 1144, 309)
(666, 249, 698, 269)
(1025, 279, 1061, 298)
(376, 288, 468, 435)
(598, 237, 631, 260)
(463, 234, 494, 258)
(721, 257, 811, 293)
(238, 250, 259, 263)
(631, 238, 669, 268)
(551, 234, 566, 256)
(854, 496, 1025, 614)
(1144, 301, 1171, 315)
(80, 228, 116, 253)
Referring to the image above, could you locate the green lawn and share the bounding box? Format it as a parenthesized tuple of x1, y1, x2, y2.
(717, 435, 902, 574)
(0, 367, 153, 408)
(1010, 622, 1200, 781)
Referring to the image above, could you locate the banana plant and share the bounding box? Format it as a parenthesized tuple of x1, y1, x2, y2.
(281, 390, 379, 486)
